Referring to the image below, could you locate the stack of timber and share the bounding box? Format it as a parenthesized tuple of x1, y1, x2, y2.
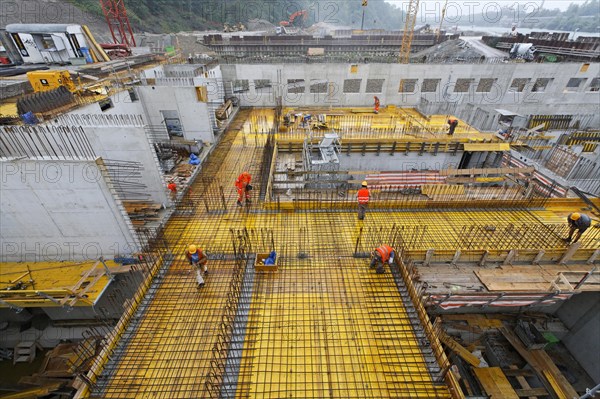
(172, 163, 195, 178)
(123, 201, 162, 226)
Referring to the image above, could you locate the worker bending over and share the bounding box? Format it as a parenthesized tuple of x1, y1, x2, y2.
(187, 245, 208, 289)
(235, 172, 252, 206)
(447, 117, 458, 135)
(565, 212, 591, 243)
(357, 181, 370, 220)
(370, 245, 396, 274)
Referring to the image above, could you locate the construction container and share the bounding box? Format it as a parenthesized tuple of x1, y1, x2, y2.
(255, 252, 277, 272)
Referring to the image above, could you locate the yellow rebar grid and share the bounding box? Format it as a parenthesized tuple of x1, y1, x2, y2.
(91, 108, 598, 399)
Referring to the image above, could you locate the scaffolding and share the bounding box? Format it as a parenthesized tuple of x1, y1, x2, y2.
(302, 133, 342, 190)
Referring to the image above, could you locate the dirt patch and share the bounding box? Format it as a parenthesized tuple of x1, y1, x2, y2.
(411, 39, 489, 63)
(246, 19, 275, 31)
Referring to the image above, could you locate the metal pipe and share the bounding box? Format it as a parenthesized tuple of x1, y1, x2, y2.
(580, 383, 600, 399)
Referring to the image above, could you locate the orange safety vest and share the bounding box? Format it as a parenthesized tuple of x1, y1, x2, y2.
(357, 188, 370, 204)
(235, 172, 251, 189)
(186, 249, 205, 262)
(375, 245, 394, 263)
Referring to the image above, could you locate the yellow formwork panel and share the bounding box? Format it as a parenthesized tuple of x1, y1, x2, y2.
(0, 101, 17, 116)
(0, 260, 120, 307)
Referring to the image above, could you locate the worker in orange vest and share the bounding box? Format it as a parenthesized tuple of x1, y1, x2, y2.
(167, 179, 177, 201)
(357, 180, 370, 220)
(370, 245, 396, 274)
(186, 244, 208, 289)
(447, 117, 459, 135)
(235, 171, 252, 206)
(374, 96, 380, 114)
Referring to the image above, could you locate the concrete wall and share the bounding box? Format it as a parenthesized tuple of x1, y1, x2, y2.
(221, 62, 600, 129)
(84, 125, 168, 204)
(47, 112, 168, 204)
(0, 158, 139, 262)
(339, 151, 462, 171)
(137, 85, 215, 144)
(556, 292, 600, 383)
(70, 90, 145, 117)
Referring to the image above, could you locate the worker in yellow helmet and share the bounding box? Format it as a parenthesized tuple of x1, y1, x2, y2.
(565, 212, 591, 243)
(357, 181, 370, 220)
(186, 244, 208, 289)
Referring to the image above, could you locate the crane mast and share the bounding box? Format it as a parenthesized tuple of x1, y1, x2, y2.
(399, 0, 420, 63)
(99, 0, 136, 47)
(437, 0, 449, 42)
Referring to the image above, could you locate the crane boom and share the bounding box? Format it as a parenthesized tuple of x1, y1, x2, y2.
(399, 0, 420, 63)
(100, 0, 136, 47)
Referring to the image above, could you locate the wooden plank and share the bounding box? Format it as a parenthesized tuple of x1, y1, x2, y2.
(533, 350, 578, 399)
(467, 316, 503, 329)
(515, 388, 548, 397)
(503, 368, 535, 377)
(499, 327, 577, 399)
(439, 331, 481, 367)
(475, 267, 600, 292)
(510, 365, 541, 399)
(0, 382, 63, 399)
(543, 370, 569, 399)
(473, 367, 520, 399)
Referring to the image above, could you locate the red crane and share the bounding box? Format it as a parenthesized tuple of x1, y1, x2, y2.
(100, 0, 136, 47)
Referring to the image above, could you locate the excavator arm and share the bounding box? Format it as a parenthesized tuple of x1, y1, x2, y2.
(280, 10, 308, 27)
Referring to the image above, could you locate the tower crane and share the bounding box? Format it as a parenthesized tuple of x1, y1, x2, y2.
(99, 0, 136, 47)
(399, 0, 420, 63)
(437, 0, 449, 42)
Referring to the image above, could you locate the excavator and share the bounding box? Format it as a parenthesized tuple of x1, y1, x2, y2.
(279, 10, 308, 27)
(276, 10, 308, 35)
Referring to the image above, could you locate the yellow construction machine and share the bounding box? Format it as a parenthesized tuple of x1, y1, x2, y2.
(26, 70, 79, 93)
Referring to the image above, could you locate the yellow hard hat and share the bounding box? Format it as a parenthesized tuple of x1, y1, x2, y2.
(188, 244, 197, 253)
(362, 181, 368, 187)
(570, 213, 581, 221)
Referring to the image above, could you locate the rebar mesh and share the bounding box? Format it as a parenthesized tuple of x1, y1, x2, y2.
(83, 108, 598, 399)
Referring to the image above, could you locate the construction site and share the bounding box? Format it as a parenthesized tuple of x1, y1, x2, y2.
(0, 1, 599, 398)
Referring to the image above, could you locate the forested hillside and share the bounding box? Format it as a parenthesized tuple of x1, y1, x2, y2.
(67, 0, 599, 34)
(68, 0, 405, 33)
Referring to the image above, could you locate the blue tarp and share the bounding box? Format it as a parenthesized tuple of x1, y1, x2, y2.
(189, 153, 200, 165)
(21, 111, 39, 125)
(264, 251, 277, 265)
